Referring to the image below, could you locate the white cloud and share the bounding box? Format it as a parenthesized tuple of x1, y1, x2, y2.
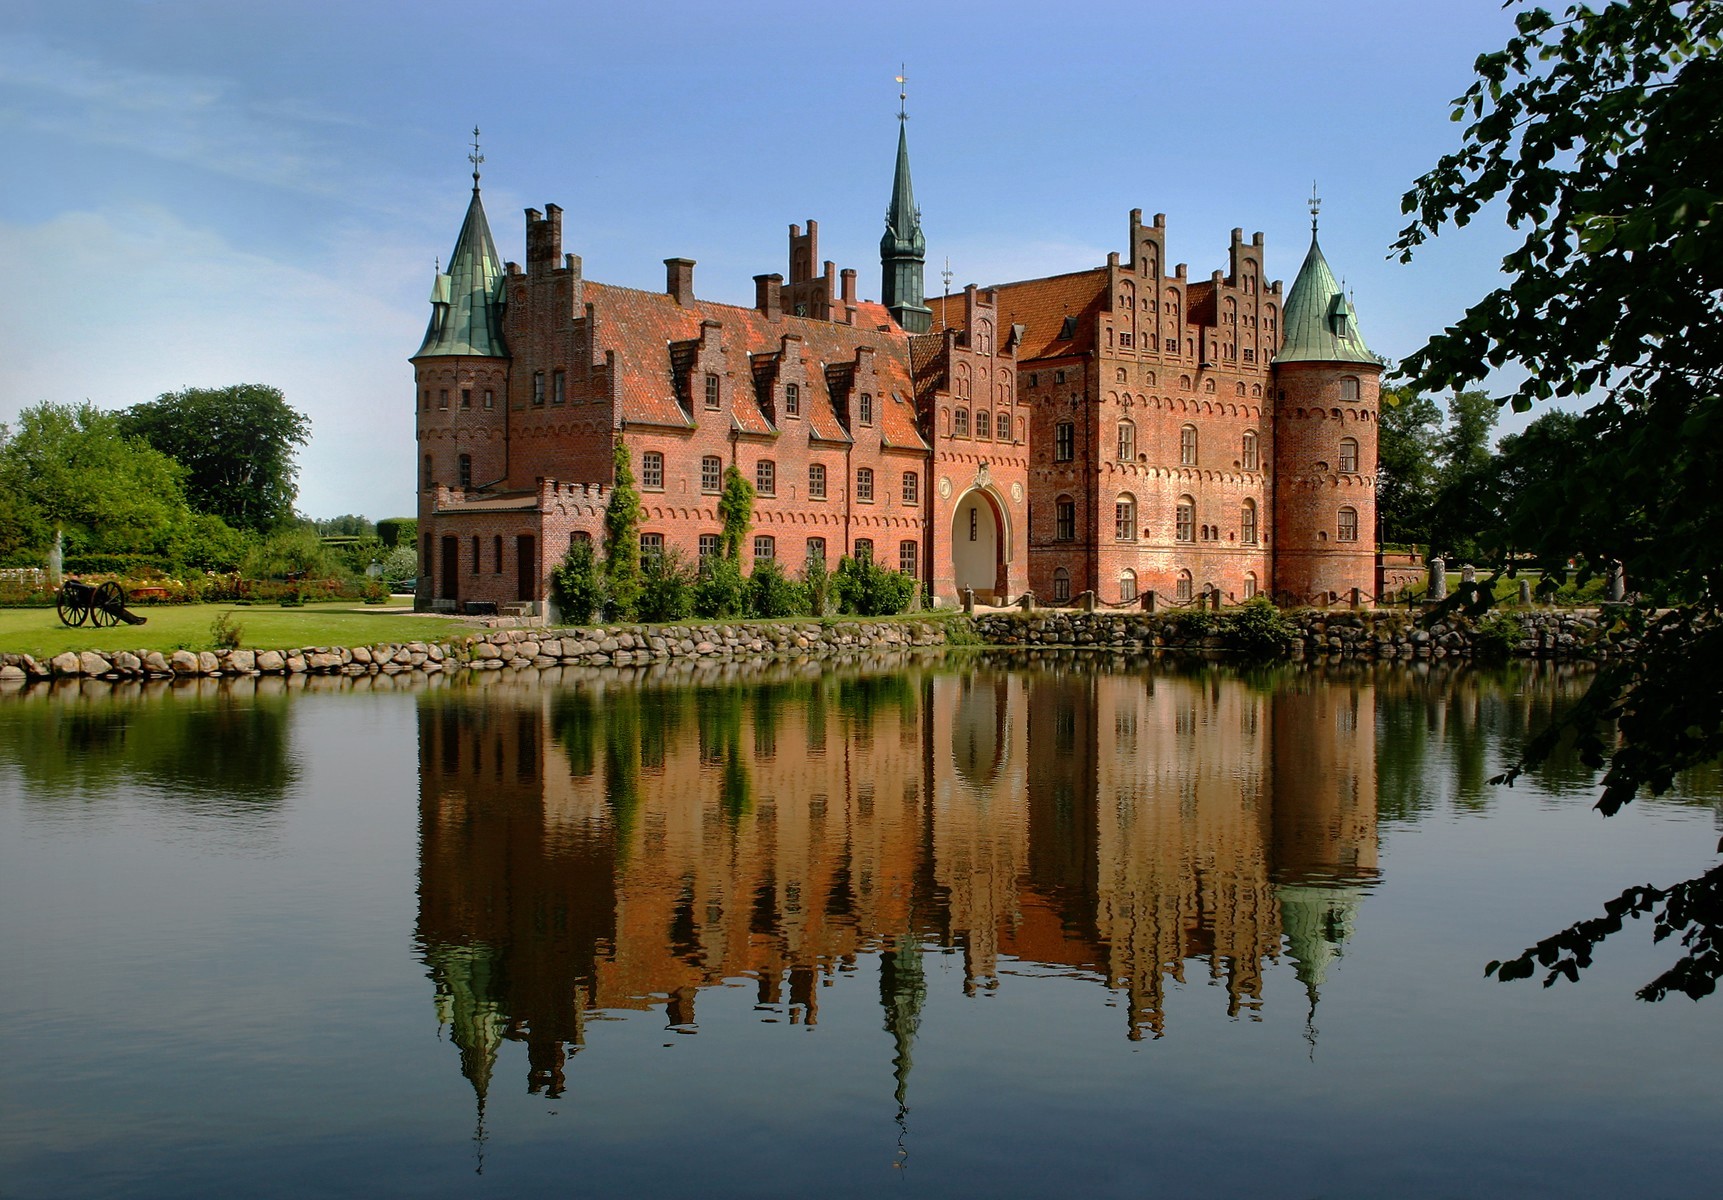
(0, 207, 425, 520)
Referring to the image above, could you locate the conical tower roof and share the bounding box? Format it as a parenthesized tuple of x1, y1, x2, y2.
(1275, 230, 1374, 365)
(881, 123, 925, 259)
(417, 183, 507, 359)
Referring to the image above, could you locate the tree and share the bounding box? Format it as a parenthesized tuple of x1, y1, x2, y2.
(1393, 0, 1723, 998)
(1377, 385, 1444, 547)
(0, 401, 193, 557)
(1428, 389, 1501, 563)
(119, 385, 310, 533)
(602, 441, 643, 621)
(717, 465, 755, 562)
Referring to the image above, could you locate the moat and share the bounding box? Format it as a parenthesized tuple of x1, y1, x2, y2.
(2, 656, 1718, 1198)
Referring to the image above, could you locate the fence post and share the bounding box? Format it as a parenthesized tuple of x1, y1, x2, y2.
(1350, 587, 1362, 610)
(962, 587, 975, 615)
(1606, 561, 1626, 602)
(1428, 555, 1447, 601)
(1518, 579, 1532, 606)
(1142, 589, 1157, 613)
(1080, 590, 1096, 613)
(1018, 591, 1035, 613)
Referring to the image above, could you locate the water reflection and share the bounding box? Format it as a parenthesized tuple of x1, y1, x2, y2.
(414, 656, 1391, 1115)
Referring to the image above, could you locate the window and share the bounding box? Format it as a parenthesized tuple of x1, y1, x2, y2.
(899, 540, 918, 577)
(439, 389, 449, 410)
(969, 507, 978, 541)
(1055, 421, 1075, 462)
(901, 471, 919, 505)
(1243, 572, 1257, 600)
(553, 370, 565, 405)
(1241, 499, 1258, 545)
(859, 392, 874, 426)
(701, 455, 722, 493)
(1053, 567, 1071, 602)
(1242, 430, 1259, 472)
(1120, 570, 1137, 604)
(1339, 437, 1359, 473)
(856, 467, 874, 502)
(809, 463, 827, 499)
(422, 390, 430, 411)
(532, 373, 545, 405)
(423, 455, 434, 487)
(1340, 376, 1361, 402)
(704, 373, 721, 409)
(471, 535, 479, 574)
(1115, 494, 1137, 541)
(785, 382, 800, 417)
(754, 535, 775, 561)
(640, 532, 664, 559)
(954, 408, 970, 438)
(1055, 496, 1076, 541)
(997, 410, 1011, 441)
(1338, 506, 1359, 542)
(570, 530, 592, 549)
(460, 388, 471, 410)
(642, 451, 664, 490)
(854, 538, 874, 562)
(458, 454, 472, 488)
(806, 537, 826, 565)
(1055, 369, 1066, 384)
(494, 535, 503, 574)
(698, 533, 720, 559)
(975, 409, 991, 439)
(756, 459, 776, 496)
(1176, 570, 1193, 603)
(483, 388, 494, 409)
(1180, 424, 1198, 466)
(1176, 496, 1196, 543)
(1117, 420, 1136, 462)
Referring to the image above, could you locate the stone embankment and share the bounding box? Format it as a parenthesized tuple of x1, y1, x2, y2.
(972, 608, 1612, 659)
(0, 619, 952, 683)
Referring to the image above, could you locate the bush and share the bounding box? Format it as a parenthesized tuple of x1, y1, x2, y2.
(801, 557, 832, 617)
(551, 538, 604, 625)
(1162, 607, 1221, 640)
(832, 554, 917, 616)
(693, 555, 747, 619)
(639, 550, 696, 623)
(1225, 596, 1299, 660)
(1474, 610, 1523, 659)
(376, 517, 417, 549)
(748, 558, 806, 618)
(210, 611, 244, 649)
(242, 526, 338, 581)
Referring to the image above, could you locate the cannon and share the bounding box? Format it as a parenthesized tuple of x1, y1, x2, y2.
(56, 580, 148, 628)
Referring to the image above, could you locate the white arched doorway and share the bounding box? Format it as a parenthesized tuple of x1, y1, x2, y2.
(952, 489, 1004, 602)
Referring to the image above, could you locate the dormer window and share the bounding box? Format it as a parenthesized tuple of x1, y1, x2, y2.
(704, 373, 721, 410)
(1059, 316, 1079, 340)
(785, 383, 800, 417)
(859, 392, 874, 426)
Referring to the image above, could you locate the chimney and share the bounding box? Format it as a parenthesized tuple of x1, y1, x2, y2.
(527, 204, 562, 270)
(754, 273, 783, 320)
(665, 258, 696, 305)
(841, 268, 857, 305)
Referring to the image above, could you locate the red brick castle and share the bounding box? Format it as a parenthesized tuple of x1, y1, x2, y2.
(413, 125, 1379, 614)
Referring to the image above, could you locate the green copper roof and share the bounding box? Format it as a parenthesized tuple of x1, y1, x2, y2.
(417, 186, 508, 358)
(881, 123, 925, 258)
(1275, 230, 1375, 365)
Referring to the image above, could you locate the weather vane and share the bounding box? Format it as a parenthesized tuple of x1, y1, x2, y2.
(1308, 180, 1321, 232)
(941, 256, 953, 296)
(896, 65, 908, 121)
(469, 126, 484, 190)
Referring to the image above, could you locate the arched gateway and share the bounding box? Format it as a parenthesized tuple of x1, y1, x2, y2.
(951, 487, 1009, 603)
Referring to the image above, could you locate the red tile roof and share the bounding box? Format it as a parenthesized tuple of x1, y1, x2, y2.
(584, 282, 926, 450)
(979, 269, 1106, 363)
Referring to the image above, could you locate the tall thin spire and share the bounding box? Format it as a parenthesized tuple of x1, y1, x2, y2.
(881, 69, 931, 335)
(416, 129, 507, 359)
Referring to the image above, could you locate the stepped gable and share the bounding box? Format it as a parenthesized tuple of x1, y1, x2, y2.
(585, 281, 927, 451)
(971, 268, 1105, 362)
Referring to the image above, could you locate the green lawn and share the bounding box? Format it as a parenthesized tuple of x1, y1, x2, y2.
(0, 601, 476, 658)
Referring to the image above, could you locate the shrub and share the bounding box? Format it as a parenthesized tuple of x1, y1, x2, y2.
(639, 549, 696, 623)
(210, 611, 244, 650)
(748, 558, 806, 618)
(693, 555, 747, 619)
(801, 557, 832, 617)
(376, 517, 417, 549)
(1162, 607, 1221, 641)
(551, 538, 604, 625)
(1474, 610, 1523, 659)
(832, 554, 916, 616)
(1225, 596, 1299, 660)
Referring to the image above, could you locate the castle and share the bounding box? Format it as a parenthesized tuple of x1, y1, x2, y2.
(413, 120, 1380, 613)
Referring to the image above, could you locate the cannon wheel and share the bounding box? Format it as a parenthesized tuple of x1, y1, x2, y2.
(56, 590, 89, 627)
(90, 582, 125, 628)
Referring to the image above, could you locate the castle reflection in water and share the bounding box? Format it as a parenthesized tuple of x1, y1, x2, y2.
(415, 657, 1377, 1103)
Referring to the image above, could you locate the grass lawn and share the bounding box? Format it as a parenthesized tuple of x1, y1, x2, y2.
(0, 600, 477, 658)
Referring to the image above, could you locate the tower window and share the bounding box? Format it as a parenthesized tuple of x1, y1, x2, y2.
(1055, 495, 1075, 541)
(954, 408, 969, 438)
(1180, 424, 1198, 467)
(1242, 499, 1258, 544)
(1115, 494, 1137, 541)
(460, 388, 471, 410)
(1338, 507, 1360, 542)
(975, 409, 991, 439)
(483, 389, 494, 409)
(1242, 430, 1260, 472)
(1339, 437, 1360, 473)
(532, 374, 544, 405)
(553, 371, 565, 405)
(423, 455, 433, 487)
(1053, 567, 1071, 602)
(458, 454, 472, 488)
(1117, 420, 1136, 463)
(1055, 421, 1075, 462)
(1340, 376, 1361, 402)
(1176, 496, 1196, 543)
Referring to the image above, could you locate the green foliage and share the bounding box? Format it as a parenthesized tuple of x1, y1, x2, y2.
(693, 554, 747, 619)
(118, 385, 309, 533)
(1394, 0, 1723, 996)
(381, 545, 418, 585)
(375, 518, 417, 549)
(314, 514, 374, 538)
(602, 442, 642, 621)
(638, 548, 696, 623)
(209, 611, 243, 650)
(747, 558, 806, 618)
(550, 537, 603, 625)
(1225, 596, 1299, 660)
(801, 555, 832, 617)
(717, 465, 755, 561)
(169, 512, 253, 573)
(831, 554, 916, 616)
(242, 526, 337, 581)
(1377, 385, 1443, 547)
(1428, 389, 1501, 563)
(1162, 607, 1220, 640)
(0, 401, 193, 558)
(1473, 610, 1522, 660)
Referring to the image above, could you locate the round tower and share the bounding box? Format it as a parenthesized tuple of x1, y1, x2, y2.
(411, 132, 511, 608)
(1270, 206, 1380, 604)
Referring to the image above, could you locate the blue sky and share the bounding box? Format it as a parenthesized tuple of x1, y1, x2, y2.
(1, 0, 1527, 520)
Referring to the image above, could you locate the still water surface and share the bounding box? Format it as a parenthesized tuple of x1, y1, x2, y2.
(2, 655, 1718, 1198)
